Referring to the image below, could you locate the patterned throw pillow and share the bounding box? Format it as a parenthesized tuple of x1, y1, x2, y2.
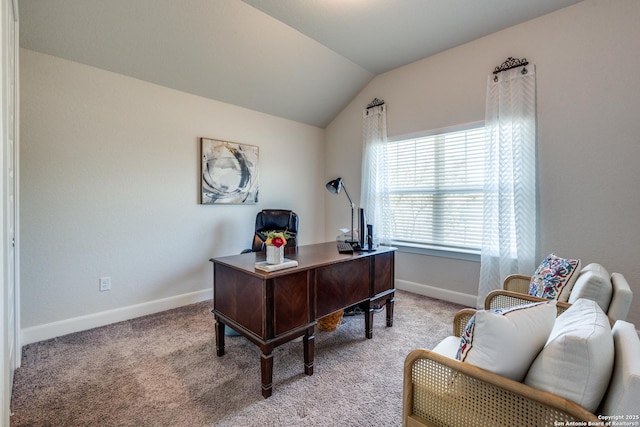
(457, 315, 476, 362)
(456, 301, 556, 382)
(528, 254, 581, 302)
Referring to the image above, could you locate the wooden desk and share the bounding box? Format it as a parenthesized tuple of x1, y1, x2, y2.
(210, 242, 396, 398)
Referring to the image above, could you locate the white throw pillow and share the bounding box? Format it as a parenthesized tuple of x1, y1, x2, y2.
(456, 301, 556, 382)
(524, 298, 614, 413)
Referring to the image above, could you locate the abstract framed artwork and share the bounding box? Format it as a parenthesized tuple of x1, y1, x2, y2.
(200, 137, 259, 204)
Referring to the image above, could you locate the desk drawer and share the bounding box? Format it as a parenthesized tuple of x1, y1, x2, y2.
(315, 257, 369, 317)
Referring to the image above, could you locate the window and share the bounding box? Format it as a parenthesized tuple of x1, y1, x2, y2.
(386, 126, 486, 253)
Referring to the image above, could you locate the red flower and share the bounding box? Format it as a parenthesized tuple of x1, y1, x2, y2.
(265, 231, 290, 248)
(272, 236, 286, 248)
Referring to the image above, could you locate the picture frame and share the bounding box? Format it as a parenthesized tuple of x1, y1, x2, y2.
(200, 137, 259, 204)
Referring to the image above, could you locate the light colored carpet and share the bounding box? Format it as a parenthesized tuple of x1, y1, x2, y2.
(11, 290, 465, 427)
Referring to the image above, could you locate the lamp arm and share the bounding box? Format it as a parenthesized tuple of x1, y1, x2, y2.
(341, 183, 356, 243)
(341, 184, 355, 209)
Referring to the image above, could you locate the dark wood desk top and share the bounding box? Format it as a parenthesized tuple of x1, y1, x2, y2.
(210, 241, 396, 279)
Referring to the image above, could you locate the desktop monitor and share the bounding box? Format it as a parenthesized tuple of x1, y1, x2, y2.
(358, 208, 367, 249)
(358, 208, 376, 251)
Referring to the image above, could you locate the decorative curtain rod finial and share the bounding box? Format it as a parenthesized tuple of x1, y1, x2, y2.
(492, 57, 529, 81)
(366, 98, 385, 109)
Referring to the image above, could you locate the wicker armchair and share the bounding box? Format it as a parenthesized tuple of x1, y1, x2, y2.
(403, 312, 600, 427)
(486, 267, 632, 322)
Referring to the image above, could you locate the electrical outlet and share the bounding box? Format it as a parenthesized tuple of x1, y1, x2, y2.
(99, 276, 111, 292)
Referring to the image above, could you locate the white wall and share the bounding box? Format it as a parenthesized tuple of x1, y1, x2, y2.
(326, 0, 640, 326)
(20, 49, 326, 342)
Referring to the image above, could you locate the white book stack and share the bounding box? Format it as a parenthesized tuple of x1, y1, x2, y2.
(254, 259, 298, 272)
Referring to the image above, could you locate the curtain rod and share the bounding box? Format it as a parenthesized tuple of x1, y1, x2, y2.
(493, 57, 528, 75)
(493, 57, 528, 82)
(366, 98, 385, 109)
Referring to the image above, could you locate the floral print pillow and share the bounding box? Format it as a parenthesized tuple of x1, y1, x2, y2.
(528, 254, 581, 301)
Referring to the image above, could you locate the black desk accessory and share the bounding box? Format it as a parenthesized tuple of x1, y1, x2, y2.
(336, 241, 354, 253)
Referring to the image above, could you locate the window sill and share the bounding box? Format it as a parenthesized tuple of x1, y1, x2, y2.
(392, 242, 481, 262)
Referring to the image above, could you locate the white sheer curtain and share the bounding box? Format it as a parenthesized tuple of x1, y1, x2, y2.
(477, 66, 537, 307)
(361, 103, 392, 244)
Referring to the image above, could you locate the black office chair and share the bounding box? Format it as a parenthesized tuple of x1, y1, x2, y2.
(227, 209, 299, 337)
(243, 209, 299, 253)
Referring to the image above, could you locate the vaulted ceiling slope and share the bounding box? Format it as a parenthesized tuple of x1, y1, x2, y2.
(19, 0, 582, 128)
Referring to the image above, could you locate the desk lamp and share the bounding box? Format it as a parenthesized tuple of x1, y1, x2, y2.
(326, 177, 357, 244)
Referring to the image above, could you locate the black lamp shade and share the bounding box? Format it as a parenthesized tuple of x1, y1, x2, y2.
(326, 178, 342, 194)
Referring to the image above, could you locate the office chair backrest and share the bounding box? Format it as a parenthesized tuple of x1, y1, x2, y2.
(251, 209, 298, 252)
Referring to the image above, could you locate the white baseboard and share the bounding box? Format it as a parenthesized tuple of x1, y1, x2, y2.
(21, 289, 212, 345)
(396, 279, 477, 308)
(20, 284, 639, 344)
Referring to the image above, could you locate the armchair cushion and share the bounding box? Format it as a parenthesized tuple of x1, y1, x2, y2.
(524, 298, 614, 413)
(456, 300, 556, 382)
(528, 253, 581, 302)
(599, 320, 640, 417)
(568, 263, 613, 313)
(607, 273, 633, 322)
(431, 336, 460, 358)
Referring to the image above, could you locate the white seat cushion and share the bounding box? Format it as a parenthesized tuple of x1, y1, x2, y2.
(569, 263, 613, 312)
(524, 298, 613, 413)
(456, 301, 556, 382)
(599, 320, 640, 417)
(431, 336, 460, 359)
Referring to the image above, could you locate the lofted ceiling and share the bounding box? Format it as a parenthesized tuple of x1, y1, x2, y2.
(19, 0, 582, 128)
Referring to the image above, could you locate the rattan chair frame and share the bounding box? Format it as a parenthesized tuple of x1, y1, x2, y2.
(403, 349, 600, 427)
(502, 273, 531, 293)
(403, 308, 600, 427)
(498, 269, 632, 323)
(485, 289, 571, 317)
(452, 309, 476, 338)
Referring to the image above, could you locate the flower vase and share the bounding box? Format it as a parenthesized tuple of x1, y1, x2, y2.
(266, 245, 284, 264)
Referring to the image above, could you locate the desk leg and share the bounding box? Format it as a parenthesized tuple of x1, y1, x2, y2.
(261, 349, 274, 398)
(214, 317, 225, 357)
(364, 300, 373, 339)
(386, 293, 395, 327)
(303, 327, 315, 376)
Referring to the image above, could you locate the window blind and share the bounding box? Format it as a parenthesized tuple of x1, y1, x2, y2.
(386, 127, 486, 251)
